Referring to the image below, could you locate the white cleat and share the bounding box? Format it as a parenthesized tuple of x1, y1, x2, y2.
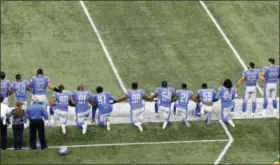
(61, 124, 66, 134)
(242, 112, 247, 118)
(155, 113, 159, 119)
(162, 122, 168, 130)
(185, 122, 191, 128)
(251, 113, 256, 118)
(135, 123, 143, 132)
(228, 120, 235, 128)
(50, 118, 55, 126)
(107, 122, 111, 131)
(260, 110, 266, 117)
(82, 121, 88, 134)
(273, 109, 279, 118)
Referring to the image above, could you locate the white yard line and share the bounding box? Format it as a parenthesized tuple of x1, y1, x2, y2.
(6, 139, 228, 150)
(199, 0, 263, 96)
(79, 1, 127, 93)
(213, 120, 234, 165)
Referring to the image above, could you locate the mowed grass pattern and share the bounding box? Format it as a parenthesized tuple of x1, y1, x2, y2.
(206, 1, 279, 67)
(1, 1, 123, 96)
(84, 1, 244, 93)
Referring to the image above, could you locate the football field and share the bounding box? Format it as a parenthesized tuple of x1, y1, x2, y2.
(1, 1, 279, 164)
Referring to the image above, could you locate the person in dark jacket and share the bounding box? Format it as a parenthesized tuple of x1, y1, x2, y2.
(26, 96, 49, 150)
(6, 102, 27, 151)
(1, 95, 11, 150)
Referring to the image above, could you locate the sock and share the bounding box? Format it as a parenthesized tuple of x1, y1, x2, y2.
(223, 116, 229, 124)
(231, 102, 235, 112)
(252, 102, 257, 113)
(92, 106, 97, 121)
(242, 102, 247, 113)
(155, 102, 158, 113)
(195, 103, 201, 117)
(273, 100, 278, 109)
(49, 106, 54, 116)
(173, 103, 177, 115)
(263, 99, 268, 109)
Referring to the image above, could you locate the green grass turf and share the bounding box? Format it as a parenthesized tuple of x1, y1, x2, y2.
(1, 143, 226, 164)
(206, 1, 279, 67)
(84, 1, 244, 93)
(5, 121, 227, 147)
(1, 119, 278, 164)
(2, 121, 227, 164)
(1, 1, 123, 97)
(221, 119, 279, 164)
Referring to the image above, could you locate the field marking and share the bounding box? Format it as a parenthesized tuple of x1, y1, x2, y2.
(213, 120, 234, 165)
(79, 1, 127, 93)
(6, 139, 228, 150)
(199, 0, 263, 96)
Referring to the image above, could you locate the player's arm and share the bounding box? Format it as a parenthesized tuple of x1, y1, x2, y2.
(143, 95, 154, 101)
(49, 96, 56, 106)
(236, 76, 245, 88)
(70, 96, 75, 105)
(89, 98, 97, 107)
(114, 95, 128, 103)
(150, 93, 158, 99)
(8, 88, 13, 95)
(192, 94, 200, 103)
(48, 82, 61, 93)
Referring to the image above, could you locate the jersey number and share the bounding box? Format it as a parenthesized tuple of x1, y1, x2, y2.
(15, 85, 26, 96)
(162, 92, 172, 101)
(132, 93, 141, 104)
(268, 72, 278, 79)
(180, 93, 189, 103)
(97, 95, 106, 104)
(59, 95, 69, 104)
(78, 95, 87, 104)
(36, 81, 45, 92)
(203, 92, 212, 102)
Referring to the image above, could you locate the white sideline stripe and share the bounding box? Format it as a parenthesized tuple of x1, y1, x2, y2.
(199, 1, 263, 96)
(213, 120, 234, 165)
(79, 1, 127, 93)
(6, 139, 228, 150)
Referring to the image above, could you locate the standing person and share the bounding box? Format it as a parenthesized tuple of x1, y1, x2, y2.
(215, 79, 236, 128)
(6, 102, 27, 151)
(26, 96, 49, 150)
(29, 69, 61, 111)
(0, 71, 11, 105)
(10, 74, 30, 111)
(194, 83, 216, 125)
(0, 95, 11, 150)
(114, 82, 153, 132)
(259, 58, 279, 117)
(151, 81, 175, 130)
(92, 86, 116, 131)
(49, 85, 71, 134)
(173, 83, 193, 127)
(236, 62, 260, 117)
(71, 85, 93, 134)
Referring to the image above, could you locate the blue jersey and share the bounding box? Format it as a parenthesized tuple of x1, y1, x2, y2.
(11, 80, 29, 101)
(176, 90, 193, 110)
(263, 65, 279, 83)
(156, 87, 175, 108)
(53, 92, 71, 111)
(197, 88, 216, 103)
(218, 86, 236, 108)
(1, 80, 10, 97)
(243, 69, 260, 87)
(126, 89, 145, 110)
(93, 92, 114, 114)
(30, 75, 50, 95)
(72, 91, 92, 113)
